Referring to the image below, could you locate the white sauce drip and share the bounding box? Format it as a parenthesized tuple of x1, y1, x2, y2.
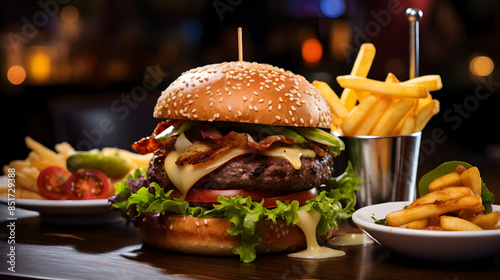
(328, 233, 373, 246)
(287, 211, 346, 259)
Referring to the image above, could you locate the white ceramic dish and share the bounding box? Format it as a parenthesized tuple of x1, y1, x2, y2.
(352, 201, 500, 261)
(0, 197, 122, 225)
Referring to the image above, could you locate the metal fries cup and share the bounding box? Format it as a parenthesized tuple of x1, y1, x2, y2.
(334, 132, 421, 208)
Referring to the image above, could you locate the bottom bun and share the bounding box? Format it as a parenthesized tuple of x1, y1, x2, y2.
(140, 214, 308, 256)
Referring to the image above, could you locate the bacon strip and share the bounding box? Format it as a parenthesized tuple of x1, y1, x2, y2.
(132, 120, 178, 154)
(132, 121, 316, 166)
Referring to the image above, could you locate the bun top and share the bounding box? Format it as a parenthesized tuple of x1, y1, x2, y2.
(154, 61, 331, 128)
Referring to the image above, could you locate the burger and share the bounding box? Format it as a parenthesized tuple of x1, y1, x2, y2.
(110, 61, 359, 262)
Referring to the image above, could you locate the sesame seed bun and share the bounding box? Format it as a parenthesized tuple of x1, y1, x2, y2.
(153, 61, 331, 128)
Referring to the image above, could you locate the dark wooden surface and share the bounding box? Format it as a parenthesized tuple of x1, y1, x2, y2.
(1, 214, 499, 280)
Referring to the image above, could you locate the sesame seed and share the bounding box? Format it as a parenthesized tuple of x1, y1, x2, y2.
(204, 219, 208, 225)
(259, 99, 264, 103)
(289, 110, 293, 116)
(253, 91, 258, 96)
(228, 106, 232, 112)
(260, 86, 264, 91)
(268, 105, 272, 111)
(279, 97, 283, 102)
(243, 96, 247, 101)
(275, 116, 281, 121)
(170, 224, 173, 230)
(219, 97, 223, 103)
(249, 105, 253, 111)
(196, 221, 200, 227)
(253, 106, 258, 111)
(210, 101, 214, 107)
(238, 111, 242, 117)
(192, 109, 197, 114)
(300, 118, 304, 124)
(291, 106, 296, 111)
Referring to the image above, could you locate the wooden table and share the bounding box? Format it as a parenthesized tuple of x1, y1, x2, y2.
(1, 212, 499, 280)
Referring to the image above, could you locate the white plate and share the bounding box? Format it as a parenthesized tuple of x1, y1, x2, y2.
(352, 201, 500, 261)
(0, 197, 122, 225)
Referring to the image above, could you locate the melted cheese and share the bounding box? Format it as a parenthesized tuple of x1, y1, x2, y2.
(287, 211, 346, 259)
(258, 145, 315, 170)
(164, 148, 248, 198)
(164, 143, 316, 197)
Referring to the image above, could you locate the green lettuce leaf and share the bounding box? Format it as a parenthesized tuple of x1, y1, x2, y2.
(111, 162, 360, 263)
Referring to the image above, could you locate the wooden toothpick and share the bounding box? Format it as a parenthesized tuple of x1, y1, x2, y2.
(238, 27, 243, 62)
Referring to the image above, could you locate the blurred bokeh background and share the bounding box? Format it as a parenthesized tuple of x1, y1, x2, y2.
(1, 0, 499, 196)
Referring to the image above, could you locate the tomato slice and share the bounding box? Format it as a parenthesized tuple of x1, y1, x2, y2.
(263, 188, 318, 208)
(182, 188, 318, 208)
(184, 188, 287, 203)
(37, 166, 72, 200)
(65, 169, 110, 200)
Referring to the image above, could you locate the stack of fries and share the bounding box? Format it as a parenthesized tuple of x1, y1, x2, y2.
(1, 137, 152, 199)
(314, 43, 442, 136)
(385, 165, 500, 231)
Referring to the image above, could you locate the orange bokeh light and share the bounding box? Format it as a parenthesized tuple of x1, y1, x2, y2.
(302, 38, 323, 65)
(470, 55, 494, 77)
(7, 66, 26, 85)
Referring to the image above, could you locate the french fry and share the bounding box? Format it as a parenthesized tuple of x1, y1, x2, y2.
(371, 98, 415, 136)
(460, 167, 482, 196)
(55, 142, 75, 160)
(467, 211, 500, 229)
(385, 195, 482, 227)
(399, 219, 428, 229)
(414, 99, 440, 132)
(25, 137, 65, 168)
(440, 216, 483, 231)
(402, 75, 443, 91)
(428, 171, 463, 192)
(340, 43, 376, 111)
(341, 95, 378, 136)
(15, 171, 38, 191)
(408, 186, 474, 208)
(394, 115, 415, 136)
(336, 76, 429, 99)
(354, 96, 391, 135)
(313, 80, 348, 120)
(385, 72, 400, 83)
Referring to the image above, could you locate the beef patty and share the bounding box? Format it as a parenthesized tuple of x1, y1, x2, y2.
(147, 151, 334, 192)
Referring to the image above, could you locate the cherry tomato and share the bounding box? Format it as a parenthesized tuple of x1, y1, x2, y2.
(37, 166, 72, 200)
(65, 169, 110, 200)
(263, 188, 318, 208)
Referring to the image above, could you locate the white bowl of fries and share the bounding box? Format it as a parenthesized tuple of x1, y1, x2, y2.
(353, 202, 500, 261)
